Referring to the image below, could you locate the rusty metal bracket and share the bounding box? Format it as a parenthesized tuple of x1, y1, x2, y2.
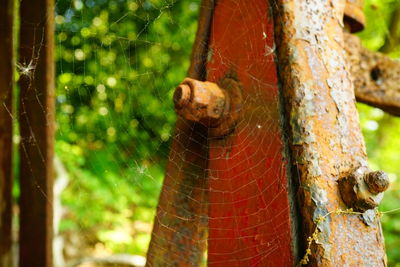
(173, 77, 242, 137)
(339, 166, 389, 212)
(344, 0, 365, 33)
(345, 32, 400, 116)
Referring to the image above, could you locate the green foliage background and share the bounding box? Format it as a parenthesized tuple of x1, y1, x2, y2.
(54, 0, 200, 257)
(52, 0, 400, 264)
(358, 0, 400, 265)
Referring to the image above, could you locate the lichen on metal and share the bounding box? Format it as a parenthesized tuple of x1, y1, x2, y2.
(345, 32, 400, 116)
(272, 0, 386, 265)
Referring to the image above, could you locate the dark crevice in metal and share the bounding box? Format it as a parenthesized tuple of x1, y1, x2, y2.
(188, 0, 215, 80)
(270, 0, 303, 262)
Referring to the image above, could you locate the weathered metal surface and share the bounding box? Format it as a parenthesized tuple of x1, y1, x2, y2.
(345, 32, 400, 116)
(206, 0, 297, 265)
(272, 0, 386, 265)
(146, 0, 214, 266)
(173, 77, 242, 137)
(0, 0, 14, 266)
(19, 0, 55, 266)
(344, 0, 365, 33)
(145, 121, 208, 267)
(339, 167, 389, 212)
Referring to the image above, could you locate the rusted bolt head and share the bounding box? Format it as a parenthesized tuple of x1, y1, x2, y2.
(172, 76, 242, 137)
(364, 170, 389, 194)
(339, 167, 389, 212)
(173, 78, 228, 126)
(344, 0, 365, 33)
(173, 84, 191, 109)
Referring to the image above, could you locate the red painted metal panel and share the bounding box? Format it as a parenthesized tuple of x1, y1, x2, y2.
(206, 0, 295, 265)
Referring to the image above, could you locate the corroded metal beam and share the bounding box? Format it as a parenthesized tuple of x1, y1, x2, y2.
(146, 1, 214, 266)
(273, 0, 386, 265)
(345, 32, 400, 116)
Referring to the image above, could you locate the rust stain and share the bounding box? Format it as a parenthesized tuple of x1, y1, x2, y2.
(272, 0, 386, 265)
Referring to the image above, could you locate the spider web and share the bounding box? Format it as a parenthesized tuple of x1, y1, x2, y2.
(8, 0, 400, 266)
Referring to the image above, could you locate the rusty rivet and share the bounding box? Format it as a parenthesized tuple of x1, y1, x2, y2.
(173, 78, 226, 126)
(339, 167, 389, 212)
(173, 76, 242, 137)
(364, 170, 389, 194)
(173, 84, 191, 109)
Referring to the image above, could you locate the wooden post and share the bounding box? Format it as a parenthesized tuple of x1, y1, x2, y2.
(19, 0, 55, 266)
(0, 0, 15, 266)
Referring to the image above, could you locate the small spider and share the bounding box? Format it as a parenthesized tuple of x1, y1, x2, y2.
(16, 59, 36, 78)
(16, 29, 44, 80)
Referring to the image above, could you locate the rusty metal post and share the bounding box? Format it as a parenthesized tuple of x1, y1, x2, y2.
(273, 0, 386, 265)
(146, 1, 214, 266)
(19, 0, 55, 266)
(0, 0, 15, 266)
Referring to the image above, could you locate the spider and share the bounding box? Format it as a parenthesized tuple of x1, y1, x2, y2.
(16, 59, 37, 79)
(16, 29, 44, 80)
